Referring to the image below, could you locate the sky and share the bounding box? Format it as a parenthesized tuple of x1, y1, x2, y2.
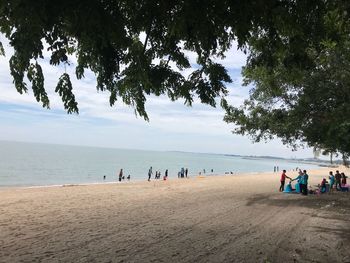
(0, 35, 315, 158)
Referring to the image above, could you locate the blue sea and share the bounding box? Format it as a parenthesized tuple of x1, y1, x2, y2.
(0, 141, 320, 187)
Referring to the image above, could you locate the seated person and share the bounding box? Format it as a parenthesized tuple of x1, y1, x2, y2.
(319, 178, 327, 193)
(340, 183, 349, 192)
(283, 180, 295, 193)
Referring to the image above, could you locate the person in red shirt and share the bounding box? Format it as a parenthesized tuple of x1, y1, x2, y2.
(279, 170, 291, 192)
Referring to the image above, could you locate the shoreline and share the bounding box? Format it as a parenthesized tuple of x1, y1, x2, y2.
(0, 166, 330, 191)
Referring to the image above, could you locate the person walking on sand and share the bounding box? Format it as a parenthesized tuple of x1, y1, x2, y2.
(148, 166, 153, 181)
(118, 169, 123, 182)
(279, 170, 291, 192)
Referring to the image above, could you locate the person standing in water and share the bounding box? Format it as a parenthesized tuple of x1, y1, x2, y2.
(185, 168, 188, 178)
(148, 166, 153, 181)
(279, 170, 291, 192)
(118, 169, 123, 182)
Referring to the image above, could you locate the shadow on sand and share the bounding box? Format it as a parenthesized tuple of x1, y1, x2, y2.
(246, 192, 350, 244)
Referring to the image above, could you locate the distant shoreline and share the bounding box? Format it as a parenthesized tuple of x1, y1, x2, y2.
(0, 166, 331, 191)
(0, 140, 328, 189)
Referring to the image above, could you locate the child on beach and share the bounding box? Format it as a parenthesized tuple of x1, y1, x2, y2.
(319, 178, 327, 193)
(279, 170, 291, 192)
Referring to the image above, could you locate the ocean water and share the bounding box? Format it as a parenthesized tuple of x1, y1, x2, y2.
(0, 141, 320, 187)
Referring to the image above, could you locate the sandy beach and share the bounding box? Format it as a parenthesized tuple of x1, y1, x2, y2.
(1, 167, 349, 263)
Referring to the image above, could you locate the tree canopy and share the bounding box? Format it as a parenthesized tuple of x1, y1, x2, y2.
(0, 0, 330, 120)
(2, 0, 349, 157)
(224, 3, 350, 158)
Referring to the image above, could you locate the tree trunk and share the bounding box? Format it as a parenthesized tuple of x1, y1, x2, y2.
(342, 153, 349, 167)
(330, 152, 333, 164)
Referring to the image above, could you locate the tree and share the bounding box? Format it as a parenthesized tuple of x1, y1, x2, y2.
(322, 149, 338, 164)
(0, 0, 330, 120)
(224, 5, 350, 161)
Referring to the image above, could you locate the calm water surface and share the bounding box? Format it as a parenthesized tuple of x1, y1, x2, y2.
(0, 141, 320, 187)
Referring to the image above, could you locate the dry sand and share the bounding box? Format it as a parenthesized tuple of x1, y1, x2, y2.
(1, 167, 349, 263)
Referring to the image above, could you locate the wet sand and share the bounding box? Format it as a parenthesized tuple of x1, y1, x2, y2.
(1, 167, 349, 262)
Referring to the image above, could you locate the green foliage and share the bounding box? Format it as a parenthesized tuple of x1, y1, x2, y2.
(55, 73, 78, 114)
(0, 0, 331, 119)
(27, 62, 49, 109)
(0, 41, 4, 56)
(224, 4, 350, 156)
(2, 1, 349, 158)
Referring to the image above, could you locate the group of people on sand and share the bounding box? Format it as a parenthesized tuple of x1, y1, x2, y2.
(325, 170, 348, 192)
(148, 167, 169, 181)
(279, 168, 349, 195)
(279, 169, 309, 195)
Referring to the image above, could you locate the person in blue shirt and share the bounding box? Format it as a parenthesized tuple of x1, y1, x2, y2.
(328, 171, 335, 192)
(292, 170, 303, 193)
(300, 170, 309, 195)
